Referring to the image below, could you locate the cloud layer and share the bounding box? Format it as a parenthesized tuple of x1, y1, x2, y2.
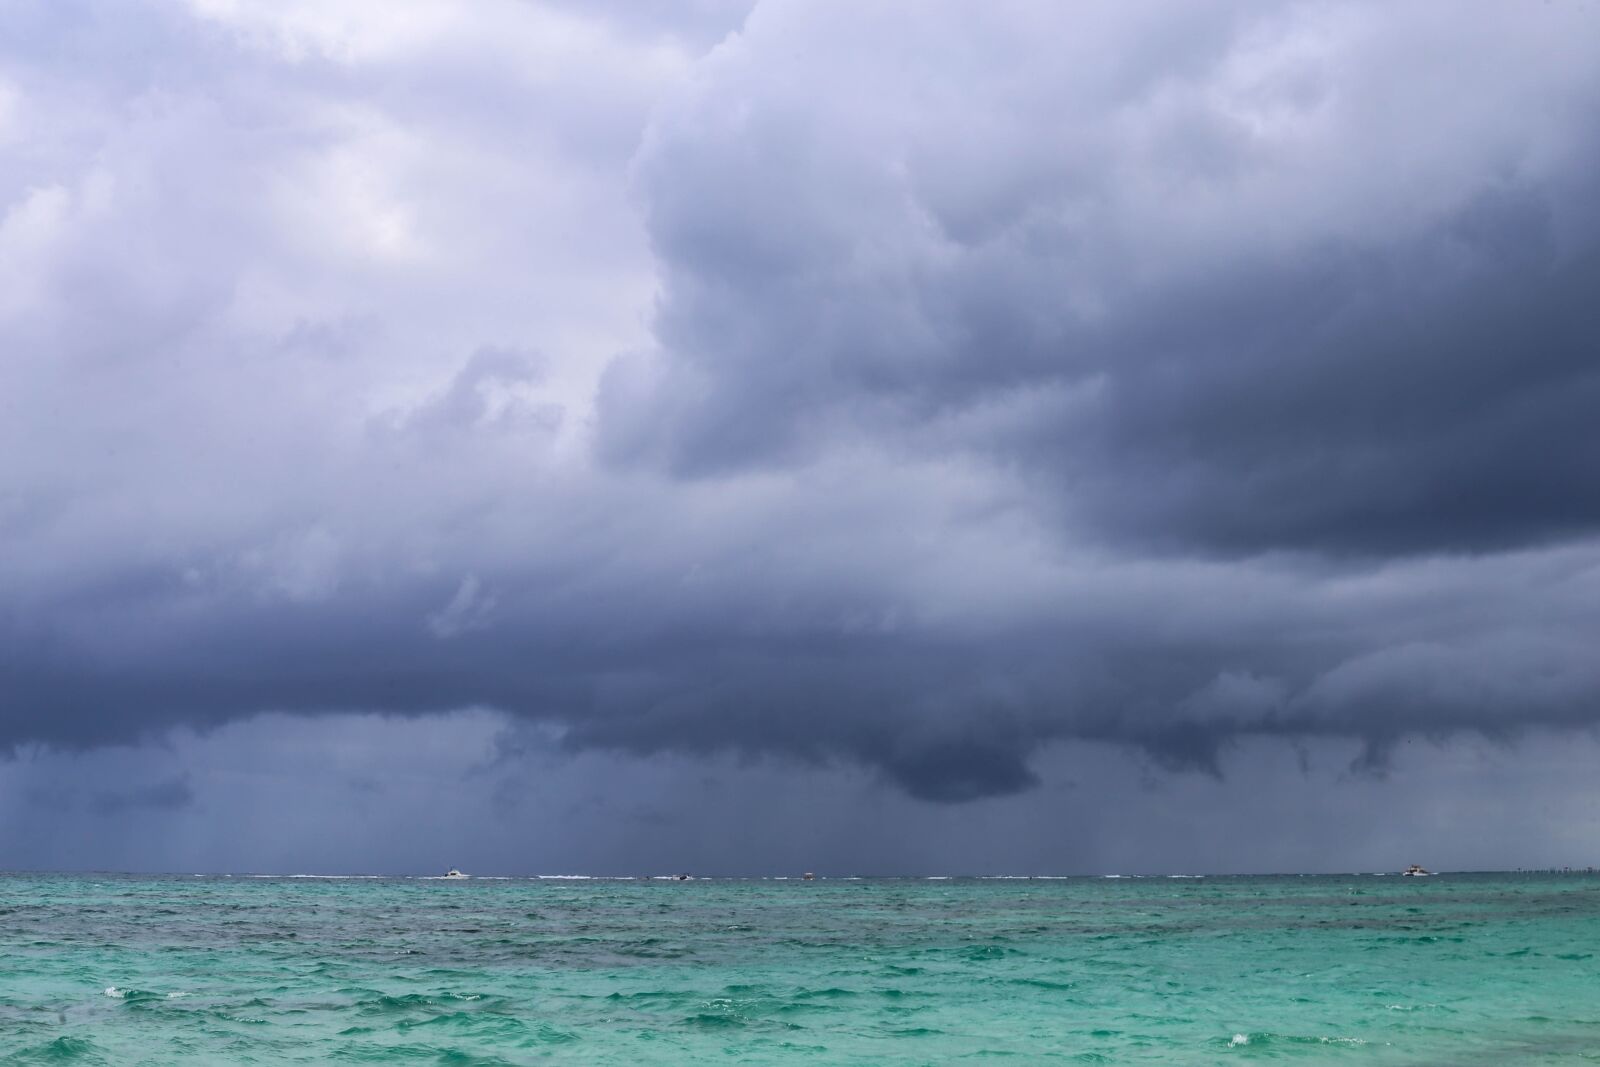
(5, 0, 1600, 838)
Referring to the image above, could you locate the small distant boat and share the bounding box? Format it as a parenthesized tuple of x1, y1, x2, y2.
(1402, 865, 1430, 877)
(443, 869, 468, 879)
(802, 872, 816, 881)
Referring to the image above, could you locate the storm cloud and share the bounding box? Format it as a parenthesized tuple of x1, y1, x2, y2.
(5, 0, 1600, 858)
(601, 2, 1600, 554)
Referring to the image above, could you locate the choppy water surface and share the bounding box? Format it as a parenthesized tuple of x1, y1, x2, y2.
(4, 872, 1600, 1064)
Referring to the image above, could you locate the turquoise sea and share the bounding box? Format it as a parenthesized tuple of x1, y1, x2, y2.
(4, 872, 1600, 1064)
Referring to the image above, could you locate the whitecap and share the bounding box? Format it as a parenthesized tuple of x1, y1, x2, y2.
(247, 873, 382, 879)
(285, 874, 382, 879)
(1229, 1033, 1249, 1047)
(104, 987, 125, 999)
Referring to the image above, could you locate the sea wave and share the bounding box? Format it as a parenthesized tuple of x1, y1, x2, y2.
(13, 1035, 103, 1062)
(6, 872, 1596, 1064)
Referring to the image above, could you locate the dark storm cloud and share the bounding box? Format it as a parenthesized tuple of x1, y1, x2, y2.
(15, 711, 1600, 875)
(6, 0, 1600, 820)
(1062, 221, 1600, 556)
(600, 1, 1600, 557)
(8, 537, 1600, 800)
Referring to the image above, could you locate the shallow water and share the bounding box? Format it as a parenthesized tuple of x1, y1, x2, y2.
(3, 872, 1600, 1063)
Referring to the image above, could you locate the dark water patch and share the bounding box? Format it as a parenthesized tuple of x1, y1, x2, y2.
(956, 943, 1022, 961)
(527, 1022, 581, 1044)
(770, 1040, 830, 1054)
(395, 1012, 531, 1040)
(435, 1050, 524, 1066)
(359, 993, 452, 1015)
(615, 938, 693, 958)
(353, 992, 511, 1019)
(10, 1036, 107, 1064)
(1365, 934, 1466, 945)
(791, 986, 858, 1000)
(770, 1000, 846, 1018)
(604, 988, 692, 1005)
(328, 1041, 465, 1062)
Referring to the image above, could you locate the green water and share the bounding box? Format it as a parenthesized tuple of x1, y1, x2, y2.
(3, 873, 1600, 1064)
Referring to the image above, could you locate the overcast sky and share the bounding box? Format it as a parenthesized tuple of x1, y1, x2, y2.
(4, 0, 1600, 875)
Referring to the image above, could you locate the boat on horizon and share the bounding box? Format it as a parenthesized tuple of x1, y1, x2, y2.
(442, 868, 468, 879)
(1402, 864, 1431, 877)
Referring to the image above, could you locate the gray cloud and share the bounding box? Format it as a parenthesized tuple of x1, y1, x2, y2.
(6, 712, 1600, 874)
(23, 773, 193, 816)
(4, 0, 1600, 856)
(601, 1, 1600, 557)
(90, 775, 194, 816)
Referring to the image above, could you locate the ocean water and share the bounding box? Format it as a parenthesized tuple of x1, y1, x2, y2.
(3, 873, 1600, 1064)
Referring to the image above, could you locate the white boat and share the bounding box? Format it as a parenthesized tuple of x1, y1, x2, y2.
(443, 869, 468, 879)
(1402, 865, 1430, 877)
